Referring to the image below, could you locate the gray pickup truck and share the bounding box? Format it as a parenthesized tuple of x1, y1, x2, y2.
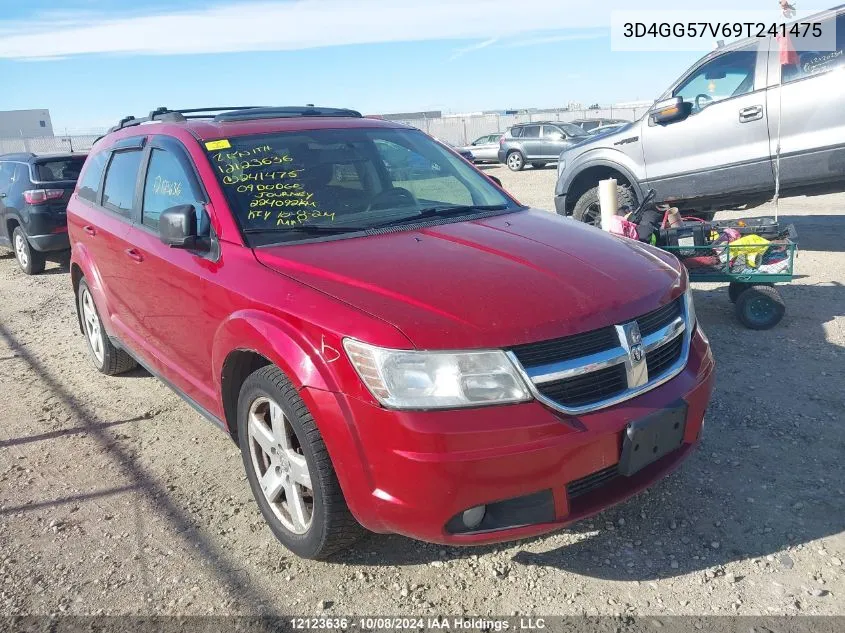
(555, 5, 845, 224)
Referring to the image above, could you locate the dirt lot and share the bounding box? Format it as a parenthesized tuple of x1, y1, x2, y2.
(1, 165, 843, 618)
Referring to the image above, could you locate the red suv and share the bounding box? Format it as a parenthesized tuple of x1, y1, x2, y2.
(68, 106, 714, 559)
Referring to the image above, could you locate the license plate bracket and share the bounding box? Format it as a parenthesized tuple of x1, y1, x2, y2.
(618, 402, 688, 477)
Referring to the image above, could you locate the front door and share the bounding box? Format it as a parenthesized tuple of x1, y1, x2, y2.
(518, 125, 543, 160)
(119, 138, 220, 411)
(540, 125, 570, 160)
(641, 41, 774, 204)
(0, 162, 15, 245)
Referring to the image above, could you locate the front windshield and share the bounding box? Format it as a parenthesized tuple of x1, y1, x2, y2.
(205, 127, 520, 244)
(558, 123, 588, 137)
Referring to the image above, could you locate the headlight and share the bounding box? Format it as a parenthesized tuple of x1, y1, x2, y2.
(685, 286, 697, 330)
(343, 339, 532, 409)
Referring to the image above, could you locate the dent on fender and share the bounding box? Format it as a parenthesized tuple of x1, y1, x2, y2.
(212, 309, 340, 393)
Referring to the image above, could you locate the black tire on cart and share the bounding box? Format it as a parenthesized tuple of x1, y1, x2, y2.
(734, 284, 786, 330)
(729, 281, 772, 303)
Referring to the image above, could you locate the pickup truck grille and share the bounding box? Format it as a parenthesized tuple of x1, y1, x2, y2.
(507, 297, 689, 414)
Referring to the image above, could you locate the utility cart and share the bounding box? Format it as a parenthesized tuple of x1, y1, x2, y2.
(658, 221, 797, 330)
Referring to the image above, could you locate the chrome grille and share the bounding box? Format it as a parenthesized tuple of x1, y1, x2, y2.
(507, 296, 691, 415)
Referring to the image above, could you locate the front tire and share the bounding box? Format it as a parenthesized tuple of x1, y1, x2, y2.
(571, 184, 637, 226)
(506, 151, 525, 172)
(238, 365, 363, 559)
(13, 227, 45, 275)
(77, 278, 137, 375)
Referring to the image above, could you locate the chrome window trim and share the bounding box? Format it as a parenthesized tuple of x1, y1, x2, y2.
(506, 297, 692, 416)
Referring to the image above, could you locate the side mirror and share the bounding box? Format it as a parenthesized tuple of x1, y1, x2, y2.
(160, 204, 205, 250)
(488, 175, 503, 187)
(651, 97, 691, 125)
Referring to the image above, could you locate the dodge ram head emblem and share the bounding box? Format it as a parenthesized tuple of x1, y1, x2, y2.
(630, 343, 644, 363)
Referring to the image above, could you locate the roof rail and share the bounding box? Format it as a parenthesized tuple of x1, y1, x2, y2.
(106, 106, 361, 133)
(213, 106, 363, 121)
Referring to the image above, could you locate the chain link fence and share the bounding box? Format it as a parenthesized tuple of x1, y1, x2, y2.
(1, 106, 651, 156)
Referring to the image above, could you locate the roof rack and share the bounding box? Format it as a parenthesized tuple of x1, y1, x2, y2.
(106, 106, 362, 133)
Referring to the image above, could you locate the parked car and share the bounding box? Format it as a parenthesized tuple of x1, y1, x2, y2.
(497, 122, 589, 171)
(68, 105, 714, 559)
(0, 152, 86, 274)
(437, 138, 474, 162)
(571, 118, 628, 133)
(555, 5, 845, 224)
(460, 133, 503, 163)
(587, 123, 628, 136)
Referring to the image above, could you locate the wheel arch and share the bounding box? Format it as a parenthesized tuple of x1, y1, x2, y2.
(562, 160, 643, 214)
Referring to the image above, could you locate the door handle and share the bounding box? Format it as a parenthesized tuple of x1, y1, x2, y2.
(83, 225, 96, 236)
(739, 105, 763, 122)
(124, 248, 144, 263)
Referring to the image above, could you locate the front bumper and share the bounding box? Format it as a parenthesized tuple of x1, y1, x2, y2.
(306, 327, 714, 545)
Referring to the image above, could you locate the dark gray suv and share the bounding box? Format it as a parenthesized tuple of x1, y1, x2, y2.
(497, 122, 589, 171)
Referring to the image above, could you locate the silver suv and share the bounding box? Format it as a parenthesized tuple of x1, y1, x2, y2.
(555, 5, 845, 224)
(497, 122, 589, 171)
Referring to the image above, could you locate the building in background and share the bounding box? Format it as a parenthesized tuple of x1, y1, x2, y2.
(0, 109, 54, 138)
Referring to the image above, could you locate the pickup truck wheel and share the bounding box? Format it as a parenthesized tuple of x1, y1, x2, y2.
(238, 365, 364, 559)
(77, 279, 137, 375)
(13, 227, 45, 275)
(506, 151, 525, 172)
(572, 184, 637, 226)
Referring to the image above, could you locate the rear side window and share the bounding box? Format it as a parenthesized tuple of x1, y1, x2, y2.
(510, 127, 523, 138)
(520, 125, 541, 138)
(142, 149, 203, 231)
(781, 13, 845, 83)
(77, 152, 108, 203)
(102, 150, 143, 216)
(34, 157, 86, 182)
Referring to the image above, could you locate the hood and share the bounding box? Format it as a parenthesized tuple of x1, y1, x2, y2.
(254, 210, 684, 350)
(566, 121, 637, 153)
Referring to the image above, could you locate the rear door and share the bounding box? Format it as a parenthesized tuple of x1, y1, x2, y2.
(70, 142, 145, 341)
(0, 162, 15, 244)
(119, 137, 219, 410)
(640, 41, 774, 203)
(766, 10, 845, 192)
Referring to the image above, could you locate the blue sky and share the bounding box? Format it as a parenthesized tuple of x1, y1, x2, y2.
(0, 0, 798, 132)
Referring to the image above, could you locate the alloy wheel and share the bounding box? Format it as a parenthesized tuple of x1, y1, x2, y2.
(507, 153, 523, 170)
(583, 202, 602, 227)
(14, 234, 28, 269)
(80, 288, 105, 364)
(247, 396, 314, 535)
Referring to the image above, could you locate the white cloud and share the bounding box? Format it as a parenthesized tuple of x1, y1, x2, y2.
(0, 0, 614, 60)
(506, 32, 606, 47)
(450, 38, 499, 61)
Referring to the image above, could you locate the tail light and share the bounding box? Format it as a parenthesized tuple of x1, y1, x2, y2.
(499, 136, 505, 146)
(24, 189, 65, 205)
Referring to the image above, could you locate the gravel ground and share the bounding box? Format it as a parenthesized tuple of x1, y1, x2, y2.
(0, 165, 843, 618)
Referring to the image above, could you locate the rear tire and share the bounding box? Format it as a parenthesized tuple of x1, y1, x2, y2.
(572, 184, 637, 226)
(13, 227, 45, 275)
(77, 278, 137, 375)
(506, 151, 525, 172)
(735, 284, 785, 330)
(238, 365, 364, 559)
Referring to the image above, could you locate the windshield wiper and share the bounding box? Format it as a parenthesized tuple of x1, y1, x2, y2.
(374, 204, 512, 228)
(243, 205, 515, 238)
(243, 224, 365, 235)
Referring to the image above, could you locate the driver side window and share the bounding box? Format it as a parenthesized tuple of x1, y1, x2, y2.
(674, 45, 758, 112)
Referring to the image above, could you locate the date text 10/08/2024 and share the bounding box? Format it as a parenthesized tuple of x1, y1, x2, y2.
(289, 618, 548, 631)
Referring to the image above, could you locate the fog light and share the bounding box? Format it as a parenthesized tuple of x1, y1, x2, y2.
(462, 505, 486, 529)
